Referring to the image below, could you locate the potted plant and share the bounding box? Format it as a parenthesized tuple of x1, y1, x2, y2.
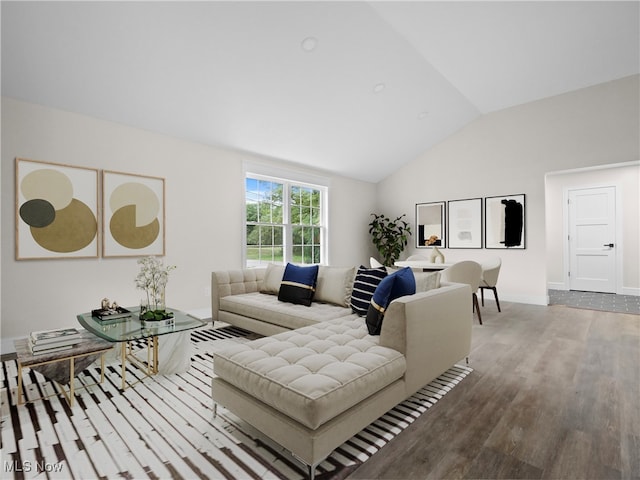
(368, 213, 412, 266)
(135, 256, 176, 321)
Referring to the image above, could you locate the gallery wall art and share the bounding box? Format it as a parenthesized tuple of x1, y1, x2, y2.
(485, 194, 526, 249)
(415, 201, 446, 248)
(448, 198, 482, 249)
(102, 171, 165, 257)
(15, 158, 99, 259)
(417, 193, 527, 250)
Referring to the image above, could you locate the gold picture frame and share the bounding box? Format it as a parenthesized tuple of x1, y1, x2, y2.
(102, 170, 166, 257)
(15, 158, 99, 260)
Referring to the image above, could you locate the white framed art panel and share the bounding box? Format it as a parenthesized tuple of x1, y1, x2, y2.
(447, 198, 482, 249)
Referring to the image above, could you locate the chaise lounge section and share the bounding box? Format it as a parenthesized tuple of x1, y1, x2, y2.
(210, 266, 472, 478)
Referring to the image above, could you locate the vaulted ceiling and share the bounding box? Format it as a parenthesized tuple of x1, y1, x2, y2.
(2, 1, 638, 182)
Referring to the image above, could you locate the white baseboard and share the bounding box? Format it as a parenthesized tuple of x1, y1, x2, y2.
(500, 294, 549, 306)
(621, 287, 640, 296)
(547, 282, 567, 291)
(1, 337, 18, 356)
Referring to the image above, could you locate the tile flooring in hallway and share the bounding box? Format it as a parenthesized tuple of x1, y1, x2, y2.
(548, 289, 640, 315)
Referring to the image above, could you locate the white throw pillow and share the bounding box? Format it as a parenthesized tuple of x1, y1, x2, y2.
(314, 266, 356, 307)
(260, 263, 286, 295)
(414, 271, 441, 292)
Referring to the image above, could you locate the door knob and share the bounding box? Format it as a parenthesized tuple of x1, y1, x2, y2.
(603, 243, 614, 248)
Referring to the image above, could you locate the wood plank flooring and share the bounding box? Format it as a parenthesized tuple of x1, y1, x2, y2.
(348, 302, 640, 479)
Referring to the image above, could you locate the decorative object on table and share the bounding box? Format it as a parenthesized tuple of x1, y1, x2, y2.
(29, 327, 84, 355)
(141, 316, 175, 327)
(135, 256, 176, 321)
(426, 235, 446, 263)
(447, 197, 483, 249)
(484, 194, 526, 249)
(415, 201, 446, 249)
(15, 158, 99, 260)
(102, 170, 165, 257)
(368, 213, 412, 266)
(91, 298, 131, 321)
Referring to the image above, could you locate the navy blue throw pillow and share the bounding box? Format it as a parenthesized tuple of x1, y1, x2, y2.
(350, 266, 388, 316)
(278, 263, 319, 306)
(366, 267, 416, 335)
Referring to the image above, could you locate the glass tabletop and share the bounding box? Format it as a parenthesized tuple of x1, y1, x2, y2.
(77, 307, 206, 343)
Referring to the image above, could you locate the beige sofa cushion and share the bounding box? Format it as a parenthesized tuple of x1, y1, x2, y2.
(414, 271, 441, 292)
(261, 264, 355, 307)
(314, 266, 355, 307)
(220, 292, 353, 330)
(261, 264, 286, 295)
(213, 316, 406, 430)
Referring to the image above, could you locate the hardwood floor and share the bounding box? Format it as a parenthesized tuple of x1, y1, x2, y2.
(348, 302, 640, 479)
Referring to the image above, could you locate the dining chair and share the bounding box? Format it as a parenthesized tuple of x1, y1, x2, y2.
(441, 260, 483, 324)
(479, 256, 502, 312)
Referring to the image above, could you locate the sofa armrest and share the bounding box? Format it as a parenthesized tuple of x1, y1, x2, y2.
(379, 283, 472, 395)
(211, 269, 266, 321)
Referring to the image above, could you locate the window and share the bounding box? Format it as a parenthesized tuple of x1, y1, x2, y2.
(245, 174, 326, 267)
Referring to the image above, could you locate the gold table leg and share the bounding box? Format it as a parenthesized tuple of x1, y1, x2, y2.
(120, 336, 159, 389)
(121, 342, 127, 390)
(100, 352, 105, 383)
(69, 357, 75, 407)
(152, 336, 158, 374)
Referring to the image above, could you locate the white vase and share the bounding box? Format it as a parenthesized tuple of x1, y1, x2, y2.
(430, 246, 445, 263)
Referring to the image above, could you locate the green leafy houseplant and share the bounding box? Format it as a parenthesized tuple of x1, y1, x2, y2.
(368, 213, 412, 266)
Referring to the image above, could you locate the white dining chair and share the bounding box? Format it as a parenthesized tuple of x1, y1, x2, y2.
(441, 260, 483, 324)
(479, 257, 502, 312)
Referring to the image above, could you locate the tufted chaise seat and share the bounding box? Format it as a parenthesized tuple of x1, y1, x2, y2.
(211, 269, 473, 479)
(213, 316, 405, 429)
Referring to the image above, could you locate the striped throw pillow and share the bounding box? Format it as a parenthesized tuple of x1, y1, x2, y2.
(350, 266, 387, 316)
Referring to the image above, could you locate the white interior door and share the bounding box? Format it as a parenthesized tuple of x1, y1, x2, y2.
(568, 186, 616, 293)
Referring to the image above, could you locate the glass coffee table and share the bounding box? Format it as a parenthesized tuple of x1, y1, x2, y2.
(77, 307, 206, 389)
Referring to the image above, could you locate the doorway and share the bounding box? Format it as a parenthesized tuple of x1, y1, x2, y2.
(568, 186, 617, 293)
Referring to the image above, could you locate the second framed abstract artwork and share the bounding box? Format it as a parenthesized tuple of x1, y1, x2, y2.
(447, 198, 482, 249)
(102, 171, 165, 257)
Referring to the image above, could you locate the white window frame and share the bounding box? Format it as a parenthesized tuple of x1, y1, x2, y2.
(243, 164, 328, 267)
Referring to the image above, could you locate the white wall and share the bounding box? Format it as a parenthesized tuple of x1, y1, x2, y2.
(1, 98, 376, 351)
(545, 162, 640, 294)
(376, 75, 640, 305)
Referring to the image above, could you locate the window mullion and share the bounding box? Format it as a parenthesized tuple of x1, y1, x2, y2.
(282, 182, 291, 264)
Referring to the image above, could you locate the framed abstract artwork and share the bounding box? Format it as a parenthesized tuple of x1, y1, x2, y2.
(102, 171, 165, 257)
(485, 194, 526, 249)
(15, 158, 99, 259)
(415, 201, 446, 248)
(447, 198, 482, 249)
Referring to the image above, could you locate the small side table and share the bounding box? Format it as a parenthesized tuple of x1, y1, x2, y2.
(14, 332, 114, 407)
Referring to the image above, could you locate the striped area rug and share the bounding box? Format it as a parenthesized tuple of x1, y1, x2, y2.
(1, 326, 472, 480)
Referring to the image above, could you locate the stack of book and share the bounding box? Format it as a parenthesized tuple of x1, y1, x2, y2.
(29, 327, 83, 355)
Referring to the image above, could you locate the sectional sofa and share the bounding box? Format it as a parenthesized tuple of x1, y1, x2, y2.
(210, 264, 472, 479)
